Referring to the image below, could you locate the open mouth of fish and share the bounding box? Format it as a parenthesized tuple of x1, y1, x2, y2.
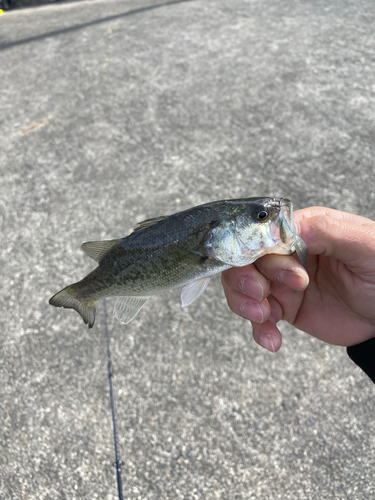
(276, 198, 296, 244)
(271, 198, 307, 265)
(251, 197, 304, 264)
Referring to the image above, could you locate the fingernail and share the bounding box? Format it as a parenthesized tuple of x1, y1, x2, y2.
(279, 269, 308, 290)
(259, 333, 276, 352)
(239, 276, 264, 300)
(240, 300, 264, 323)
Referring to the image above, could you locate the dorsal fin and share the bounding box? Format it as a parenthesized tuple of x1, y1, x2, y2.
(81, 239, 121, 263)
(132, 215, 167, 233)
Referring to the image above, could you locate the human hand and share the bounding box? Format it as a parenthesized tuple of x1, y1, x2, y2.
(222, 207, 375, 352)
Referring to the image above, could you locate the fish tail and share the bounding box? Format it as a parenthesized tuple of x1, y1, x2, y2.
(49, 284, 96, 328)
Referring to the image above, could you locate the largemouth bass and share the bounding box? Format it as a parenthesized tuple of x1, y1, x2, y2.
(49, 197, 307, 328)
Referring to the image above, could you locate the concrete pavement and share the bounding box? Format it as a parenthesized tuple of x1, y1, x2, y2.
(1, 0, 374, 498)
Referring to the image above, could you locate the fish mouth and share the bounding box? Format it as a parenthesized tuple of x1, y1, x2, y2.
(273, 198, 296, 245)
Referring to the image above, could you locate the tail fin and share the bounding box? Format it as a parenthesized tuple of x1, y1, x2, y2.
(49, 285, 96, 328)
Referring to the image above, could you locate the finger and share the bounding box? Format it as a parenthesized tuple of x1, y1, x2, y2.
(294, 207, 375, 227)
(251, 295, 285, 352)
(251, 319, 282, 352)
(221, 264, 270, 301)
(254, 254, 309, 291)
(297, 215, 375, 266)
(222, 280, 271, 323)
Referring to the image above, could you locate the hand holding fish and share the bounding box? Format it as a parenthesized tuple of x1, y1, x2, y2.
(222, 207, 375, 352)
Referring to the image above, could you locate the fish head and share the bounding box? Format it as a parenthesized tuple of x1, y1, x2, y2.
(206, 197, 308, 267)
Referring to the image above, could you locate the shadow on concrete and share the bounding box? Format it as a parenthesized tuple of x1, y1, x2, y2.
(0, 0, 194, 51)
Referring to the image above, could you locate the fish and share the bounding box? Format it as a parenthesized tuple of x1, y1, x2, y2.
(49, 197, 308, 328)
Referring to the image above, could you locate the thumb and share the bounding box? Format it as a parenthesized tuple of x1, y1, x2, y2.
(297, 214, 375, 269)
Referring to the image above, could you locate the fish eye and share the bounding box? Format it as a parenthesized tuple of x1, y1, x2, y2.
(254, 207, 270, 222)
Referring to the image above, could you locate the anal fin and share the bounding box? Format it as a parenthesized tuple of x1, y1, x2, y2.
(113, 296, 150, 324)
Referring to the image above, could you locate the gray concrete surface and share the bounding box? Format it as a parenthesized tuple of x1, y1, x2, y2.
(1, 0, 375, 498)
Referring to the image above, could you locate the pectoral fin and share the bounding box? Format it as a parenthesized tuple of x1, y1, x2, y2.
(113, 296, 150, 324)
(181, 277, 211, 307)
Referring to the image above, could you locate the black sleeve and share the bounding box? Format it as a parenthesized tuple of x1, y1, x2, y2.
(347, 337, 375, 384)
